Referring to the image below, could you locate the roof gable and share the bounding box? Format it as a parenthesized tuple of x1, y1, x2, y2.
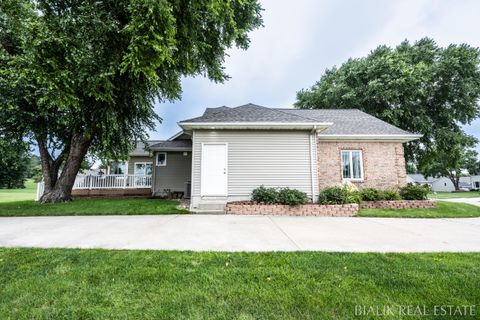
(179, 103, 418, 139)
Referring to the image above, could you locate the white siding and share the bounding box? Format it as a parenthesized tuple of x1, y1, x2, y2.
(431, 177, 455, 192)
(192, 130, 317, 206)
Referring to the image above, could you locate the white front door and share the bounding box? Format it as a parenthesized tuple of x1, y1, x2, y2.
(201, 144, 228, 196)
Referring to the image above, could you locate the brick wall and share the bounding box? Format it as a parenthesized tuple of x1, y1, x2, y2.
(360, 200, 436, 209)
(226, 202, 358, 216)
(317, 141, 407, 190)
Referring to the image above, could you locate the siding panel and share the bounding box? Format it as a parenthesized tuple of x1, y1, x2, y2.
(192, 130, 315, 200)
(154, 152, 192, 195)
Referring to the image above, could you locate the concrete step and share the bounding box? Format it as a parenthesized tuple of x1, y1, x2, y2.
(190, 209, 225, 214)
(197, 202, 226, 211)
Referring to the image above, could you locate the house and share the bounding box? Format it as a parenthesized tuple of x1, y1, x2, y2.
(69, 104, 421, 211)
(407, 174, 472, 192)
(471, 175, 480, 190)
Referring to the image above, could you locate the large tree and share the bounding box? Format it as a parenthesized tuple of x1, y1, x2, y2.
(295, 38, 480, 173)
(0, 0, 263, 202)
(421, 132, 479, 190)
(0, 135, 30, 188)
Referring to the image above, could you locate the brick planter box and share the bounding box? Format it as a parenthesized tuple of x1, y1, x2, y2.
(359, 200, 436, 209)
(226, 201, 358, 216)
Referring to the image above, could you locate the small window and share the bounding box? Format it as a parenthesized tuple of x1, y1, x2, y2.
(109, 161, 127, 175)
(156, 152, 167, 166)
(341, 150, 363, 180)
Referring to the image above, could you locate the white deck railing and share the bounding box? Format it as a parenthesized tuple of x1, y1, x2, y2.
(36, 174, 152, 200)
(73, 174, 152, 189)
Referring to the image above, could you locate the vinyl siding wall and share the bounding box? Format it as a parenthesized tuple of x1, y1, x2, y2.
(127, 156, 154, 175)
(153, 151, 192, 195)
(191, 130, 317, 207)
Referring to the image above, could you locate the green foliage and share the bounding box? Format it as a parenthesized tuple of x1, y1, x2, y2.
(381, 189, 402, 201)
(0, 249, 479, 319)
(0, 136, 29, 188)
(0, 198, 187, 216)
(318, 185, 361, 205)
(359, 188, 383, 201)
(400, 183, 429, 200)
(251, 186, 308, 206)
(251, 185, 278, 204)
(420, 132, 480, 190)
(359, 201, 480, 218)
(277, 188, 308, 206)
(295, 38, 480, 169)
(0, 0, 263, 199)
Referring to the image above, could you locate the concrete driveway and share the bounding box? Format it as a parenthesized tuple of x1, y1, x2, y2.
(1, 215, 479, 252)
(441, 197, 480, 207)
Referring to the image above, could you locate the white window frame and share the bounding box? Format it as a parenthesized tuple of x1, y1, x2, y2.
(156, 152, 167, 166)
(107, 161, 128, 175)
(134, 162, 153, 176)
(341, 150, 364, 181)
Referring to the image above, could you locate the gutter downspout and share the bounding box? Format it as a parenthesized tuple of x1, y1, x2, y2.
(309, 125, 317, 203)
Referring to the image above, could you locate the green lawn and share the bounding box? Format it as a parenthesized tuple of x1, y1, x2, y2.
(0, 249, 478, 319)
(358, 201, 480, 218)
(0, 198, 187, 216)
(0, 179, 37, 203)
(429, 191, 480, 199)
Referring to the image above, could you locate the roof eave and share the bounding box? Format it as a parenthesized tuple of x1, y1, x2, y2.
(149, 147, 192, 152)
(178, 122, 333, 130)
(317, 134, 422, 143)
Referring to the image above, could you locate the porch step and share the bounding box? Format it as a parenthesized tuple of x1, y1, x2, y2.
(197, 202, 226, 211)
(191, 209, 225, 214)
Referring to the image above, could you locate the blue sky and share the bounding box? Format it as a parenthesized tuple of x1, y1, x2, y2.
(151, 0, 480, 152)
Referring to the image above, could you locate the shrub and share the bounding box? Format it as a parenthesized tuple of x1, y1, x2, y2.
(381, 189, 401, 201)
(318, 185, 361, 205)
(251, 185, 278, 204)
(359, 188, 383, 201)
(400, 183, 429, 200)
(277, 188, 308, 206)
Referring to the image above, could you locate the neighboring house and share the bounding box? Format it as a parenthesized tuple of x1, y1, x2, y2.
(67, 104, 421, 211)
(407, 174, 472, 192)
(471, 175, 480, 190)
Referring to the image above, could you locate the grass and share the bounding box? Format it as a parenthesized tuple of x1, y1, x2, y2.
(358, 201, 480, 218)
(0, 198, 187, 216)
(0, 249, 478, 319)
(0, 179, 37, 203)
(429, 191, 480, 199)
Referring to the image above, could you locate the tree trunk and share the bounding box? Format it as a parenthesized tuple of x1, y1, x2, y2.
(449, 174, 460, 191)
(39, 133, 92, 203)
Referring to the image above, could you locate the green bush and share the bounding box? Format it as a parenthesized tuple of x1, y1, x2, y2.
(359, 188, 383, 201)
(400, 183, 429, 200)
(381, 189, 402, 201)
(251, 185, 278, 204)
(318, 185, 361, 205)
(277, 188, 309, 206)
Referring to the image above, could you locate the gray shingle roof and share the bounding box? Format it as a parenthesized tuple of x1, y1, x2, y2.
(180, 103, 414, 136)
(277, 109, 412, 135)
(130, 140, 164, 156)
(181, 103, 318, 123)
(150, 140, 192, 150)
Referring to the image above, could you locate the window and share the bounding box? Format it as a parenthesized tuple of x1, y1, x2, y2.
(341, 150, 363, 180)
(109, 161, 127, 175)
(156, 152, 167, 166)
(134, 163, 153, 176)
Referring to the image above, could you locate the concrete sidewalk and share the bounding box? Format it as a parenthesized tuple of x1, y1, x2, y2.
(0, 215, 479, 252)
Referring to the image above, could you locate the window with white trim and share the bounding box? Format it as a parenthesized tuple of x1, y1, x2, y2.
(108, 161, 127, 175)
(156, 152, 167, 166)
(341, 150, 363, 180)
